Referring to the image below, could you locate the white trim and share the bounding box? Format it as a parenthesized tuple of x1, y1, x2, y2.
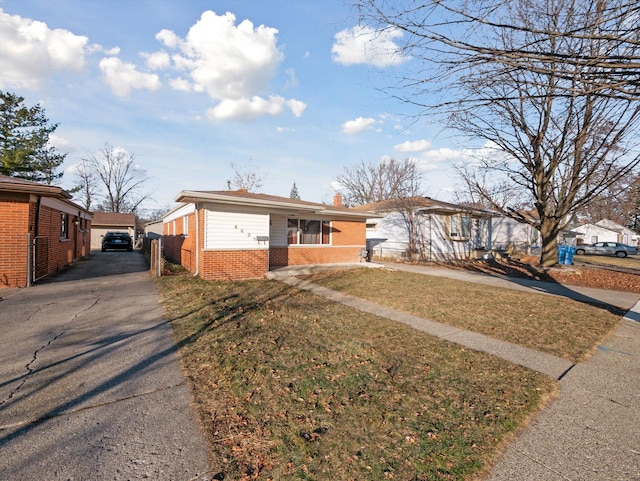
(40, 196, 91, 218)
(163, 203, 195, 223)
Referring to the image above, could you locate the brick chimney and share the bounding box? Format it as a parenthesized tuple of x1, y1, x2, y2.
(333, 193, 342, 207)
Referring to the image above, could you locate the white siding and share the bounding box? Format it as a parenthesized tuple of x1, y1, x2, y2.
(491, 217, 539, 250)
(366, 211, 491, 261)
(570, 224, 618, 244)
(269, 215, 287, 246)
(204, 209, 269, 249)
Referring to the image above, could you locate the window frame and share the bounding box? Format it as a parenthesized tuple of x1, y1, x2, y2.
(449, 214, 472, 240)
(287, 219, 331, 245)
(60, 213, 69, 240)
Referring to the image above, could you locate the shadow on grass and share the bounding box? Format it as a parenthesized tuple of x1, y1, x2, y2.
(387, 260, 633, 316)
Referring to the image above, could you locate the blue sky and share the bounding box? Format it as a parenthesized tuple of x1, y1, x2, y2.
(0, 0, 475, 212)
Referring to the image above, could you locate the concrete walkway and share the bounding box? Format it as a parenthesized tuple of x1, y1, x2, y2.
(269, 262, 640, 481)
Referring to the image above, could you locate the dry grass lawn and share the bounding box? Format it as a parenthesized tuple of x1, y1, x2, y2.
(307, 268, 622, 363)
(157, 271, 557, 481)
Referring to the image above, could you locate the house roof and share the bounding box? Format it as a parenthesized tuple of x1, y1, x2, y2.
(91, 211, 136, 226)
(173, 189, 377, 219)
(595, 219, 638, 235)
(0, 174, 72, 199)
(354, 196, 492, 216)
(0, 174, 92, 216)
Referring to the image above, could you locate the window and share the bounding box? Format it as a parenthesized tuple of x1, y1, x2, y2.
(287, 219, 331, 245)
(449, 215, 471, 240)
(300, 220, 321, 244)
(183, 215, 188, 236)
(287, 219, 299, 244)
(60, 213, 69, 239)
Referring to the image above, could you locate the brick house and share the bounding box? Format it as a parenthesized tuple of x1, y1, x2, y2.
(90, 211, 137, 250)
(0, 175, 92, 288)
(162, 190, 373, 280)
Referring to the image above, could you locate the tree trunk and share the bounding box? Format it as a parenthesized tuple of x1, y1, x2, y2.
(539, 219, 561, 266)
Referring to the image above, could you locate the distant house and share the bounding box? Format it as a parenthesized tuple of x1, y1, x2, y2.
(0, 175, 92, 288)
(91, 212, 136, 249)
(490, 210, 540, 252)
(143, 219, 163, 239)
(162, 190, 373, 280)
(355, 197, 493, 261)
(570, 219, 639, 245)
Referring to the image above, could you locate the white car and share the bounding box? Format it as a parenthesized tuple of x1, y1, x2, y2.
(575, 242, 639, 258)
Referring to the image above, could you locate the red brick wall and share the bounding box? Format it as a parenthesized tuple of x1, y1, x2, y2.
(269, 246, 363, 267)
(163, 212, 197, 273)
(0, 194, 30, 287)
(38, 205, 74, 276)
(331, 220, 366, 246)
(0, 194, 91, 288)
(199, 249, 269, 280)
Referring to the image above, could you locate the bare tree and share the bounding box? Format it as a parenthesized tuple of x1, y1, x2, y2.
(229, 159, 266, 192)
(337, 157, 425, 259)
(357, 0, 640, 265)
(71, 158, 99, 210)
(336, 158, 424, 206)
(83, 144, 152, 213)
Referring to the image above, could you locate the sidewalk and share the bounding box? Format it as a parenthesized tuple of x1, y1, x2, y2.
(270, 262, 640, 480)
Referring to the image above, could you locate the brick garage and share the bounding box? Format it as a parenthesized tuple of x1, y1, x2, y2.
(162, 190, 374, 281)
(0, 176, 92, 288)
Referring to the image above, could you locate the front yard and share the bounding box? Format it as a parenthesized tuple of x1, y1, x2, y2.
(307, 268, 622, 362)
(156, 267, 624, 480)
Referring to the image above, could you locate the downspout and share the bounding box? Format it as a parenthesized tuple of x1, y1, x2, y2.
(194, 204, 200, 276)
(428, 214, 433, 262)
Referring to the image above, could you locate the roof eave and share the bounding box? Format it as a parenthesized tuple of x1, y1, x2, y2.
(175, 190, 377, 219)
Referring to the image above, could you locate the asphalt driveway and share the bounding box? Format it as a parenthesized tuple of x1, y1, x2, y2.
(0, 251, 212, 480)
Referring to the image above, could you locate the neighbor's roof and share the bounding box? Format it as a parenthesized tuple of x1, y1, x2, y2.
(91, 211, 136, 226)
(0, 174, 92, 214)
(354, 196, 492, 216)
(173, 189, 377, 219)
(0, 174, 72, 199)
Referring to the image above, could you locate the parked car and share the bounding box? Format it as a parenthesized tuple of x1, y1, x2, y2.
(101, 231, 133, 252)
(575, 242, 639, 257)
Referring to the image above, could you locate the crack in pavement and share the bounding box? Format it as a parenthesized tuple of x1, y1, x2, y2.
(0, 381, 187, 431)
(0, 297, 102, 408)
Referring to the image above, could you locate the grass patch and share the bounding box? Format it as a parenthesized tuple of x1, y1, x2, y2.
(308, 268, 622, 363)
(157, 271, 555, 481)
(574, 254, 640, 270)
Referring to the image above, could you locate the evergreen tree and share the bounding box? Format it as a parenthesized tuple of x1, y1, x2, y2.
(290, 182, 300, 199)
(0, 91, 65, 183)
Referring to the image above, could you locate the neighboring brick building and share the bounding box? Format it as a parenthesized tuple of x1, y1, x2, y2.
(0, 175, 92, 288)
(162, 190, 374, 281)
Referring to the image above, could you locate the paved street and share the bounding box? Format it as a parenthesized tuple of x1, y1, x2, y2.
(0, 251, 212, 480)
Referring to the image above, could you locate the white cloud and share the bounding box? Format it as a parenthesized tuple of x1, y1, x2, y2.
(104, 46, 121, 56)
(332, 25, 409, 67)
(207, 95, 306, 121)
(170, 77, 192, 92)
(422, 147, 470, 163)
(286, 99, 307, 117)
(48, 133, 70, 149)
(142, 50, 170, 70)
(148, 10, 302, 121)
(0, 8, 88, 90)
(394, 139, 432, 152)
(342, 116, 376, 134)
(99, 57, 161, 97)
(156, 11, 282, 100)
